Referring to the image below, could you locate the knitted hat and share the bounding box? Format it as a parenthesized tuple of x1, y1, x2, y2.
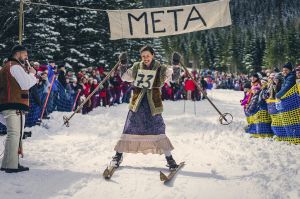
(283, 62, 293, 71)
(243, 82, 251, 89)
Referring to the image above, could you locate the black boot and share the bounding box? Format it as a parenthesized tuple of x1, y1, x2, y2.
(42, 115, 50, 120)
(110, 152, 123, 168)
(165, 155, 178, 170)
(1, 164, 29, 173)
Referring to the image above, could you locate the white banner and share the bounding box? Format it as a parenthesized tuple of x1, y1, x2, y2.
(107, 0, 231, 40)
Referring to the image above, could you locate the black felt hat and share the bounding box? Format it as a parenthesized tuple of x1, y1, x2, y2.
(11, 45, 27, 56)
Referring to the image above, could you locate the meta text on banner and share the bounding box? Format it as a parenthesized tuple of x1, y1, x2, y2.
(107, 0, 231, 40)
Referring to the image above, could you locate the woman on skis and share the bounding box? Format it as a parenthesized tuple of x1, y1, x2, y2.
(110, 45, 180, 170)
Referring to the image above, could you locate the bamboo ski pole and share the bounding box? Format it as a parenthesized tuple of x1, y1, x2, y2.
(71, 90, 81, 112)
(39, 75, 55, 122)
(179, 60, 233, 125)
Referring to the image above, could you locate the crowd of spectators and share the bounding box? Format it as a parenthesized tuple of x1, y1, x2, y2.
(0, 59, 256, 133)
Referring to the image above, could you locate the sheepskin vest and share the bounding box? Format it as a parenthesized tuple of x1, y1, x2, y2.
(0, 59, 30, 111)
(129, 60, 167, 115)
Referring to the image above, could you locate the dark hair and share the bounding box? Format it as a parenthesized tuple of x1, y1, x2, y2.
(251, 73, 259, 79)
(273, 67, 280, 73)
(243, 82, 251, 89)
(58, 64, 65, 69)
(140, 45, 155, 55)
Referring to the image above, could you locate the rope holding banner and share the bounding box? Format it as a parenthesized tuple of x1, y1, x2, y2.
(24, 0, 107, 11)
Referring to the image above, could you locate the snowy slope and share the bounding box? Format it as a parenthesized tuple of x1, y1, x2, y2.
(1, 89, 300, 199)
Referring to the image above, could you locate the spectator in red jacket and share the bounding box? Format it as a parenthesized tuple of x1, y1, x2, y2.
(184, 78, 195, 100)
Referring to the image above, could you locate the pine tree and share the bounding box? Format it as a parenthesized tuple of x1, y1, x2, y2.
(242, 31, 256, 72)
(198, 33, 210, 69)
(263, 32, 276, 69)
(285, 20, 300, 65)
(0, 0, 25, 61)
(24, 1, 62, 62)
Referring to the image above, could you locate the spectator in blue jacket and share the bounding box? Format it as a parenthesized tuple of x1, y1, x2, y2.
(47, 61, 56, 84)
(246, 86, 261, 114)
(276, 62, 296, 99)
(46, 61, 58, 113)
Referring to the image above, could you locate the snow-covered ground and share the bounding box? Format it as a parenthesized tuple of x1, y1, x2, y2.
(1, 89, 300, 199)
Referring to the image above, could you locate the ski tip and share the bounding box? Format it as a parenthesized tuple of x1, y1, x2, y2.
(103, 167, 110, 179)
(103, 166, 116, 180)
(160, 171, 168, 181)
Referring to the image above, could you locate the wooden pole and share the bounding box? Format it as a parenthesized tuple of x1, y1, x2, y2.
(18, 0, 24, 45)
(180, 60, 233, 125)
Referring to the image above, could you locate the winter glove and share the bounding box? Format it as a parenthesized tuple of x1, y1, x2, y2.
(119, 52, 128, 65)
(172, 52, 181, 65)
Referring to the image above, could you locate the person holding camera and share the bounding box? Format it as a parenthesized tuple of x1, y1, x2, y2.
(0, 45, 37, 173)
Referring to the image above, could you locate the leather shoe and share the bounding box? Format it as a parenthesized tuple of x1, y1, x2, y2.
(1, 164, 29, 173)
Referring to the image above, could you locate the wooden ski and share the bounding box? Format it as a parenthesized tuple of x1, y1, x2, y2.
(103, 166, 117, 180)
(160, 162, 185, 183)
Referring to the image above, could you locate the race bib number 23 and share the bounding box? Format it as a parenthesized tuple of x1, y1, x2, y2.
(133, 69, 157, 89)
